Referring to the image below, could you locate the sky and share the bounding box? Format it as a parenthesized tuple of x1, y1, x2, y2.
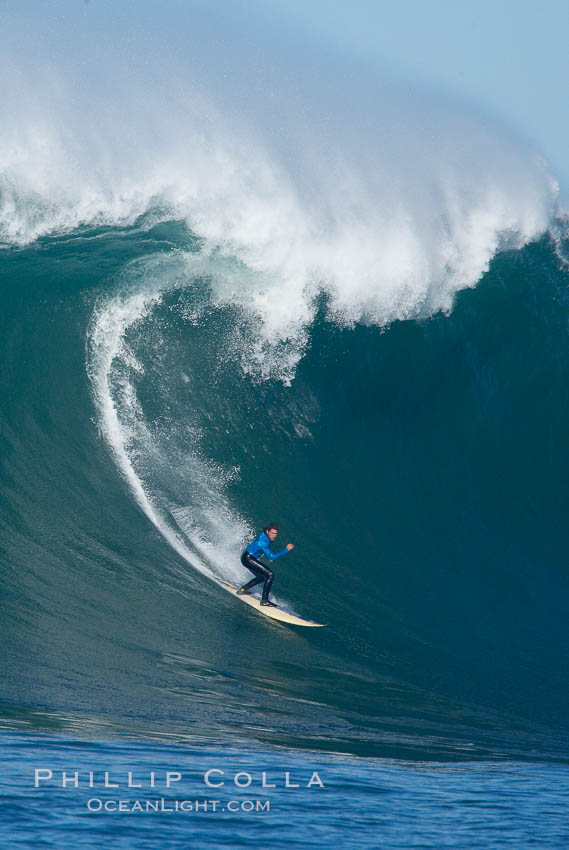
(261, 0, 569, 204)
(3, 0, 567, 200)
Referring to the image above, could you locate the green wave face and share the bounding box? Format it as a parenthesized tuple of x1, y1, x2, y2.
(2, 221, 569, 761)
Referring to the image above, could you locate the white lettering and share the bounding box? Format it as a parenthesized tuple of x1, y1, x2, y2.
(104, 772, 118, 789)
(62, 771, 79, 789)
(234, 772, 252, 788)
(261, 772, 276, 788)
(285, 772, 299, 788)
(127, 772, 142, 789)
(307, 771, 325, 788)
(204, 769, 224, 787)
(166, 772, 181, 788)
(34, 769, 53, 787)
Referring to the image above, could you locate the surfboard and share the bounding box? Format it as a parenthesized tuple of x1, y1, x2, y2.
(221, 583, 325, 627)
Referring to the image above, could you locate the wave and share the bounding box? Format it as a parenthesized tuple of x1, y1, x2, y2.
(49, 0, 556, 613)
(86, 252, 253, 590)
(3, 206, 569, 760)
(3, 1, 569, 761)
(1, 2, 558, 352)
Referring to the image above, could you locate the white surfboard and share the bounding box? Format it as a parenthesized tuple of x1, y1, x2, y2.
(221, 583, 325, 627)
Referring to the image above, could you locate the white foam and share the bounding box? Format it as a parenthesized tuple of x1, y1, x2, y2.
(1, 3, 558, 341)
(86, 254, 254, 586)
(12, 0, 558, 584)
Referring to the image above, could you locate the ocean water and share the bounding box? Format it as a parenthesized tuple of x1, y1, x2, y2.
(2, 2, 569, 846)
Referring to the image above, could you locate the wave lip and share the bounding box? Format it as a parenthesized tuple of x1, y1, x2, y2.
(86, 252, 256, 593)
(1, 3, 558, 344)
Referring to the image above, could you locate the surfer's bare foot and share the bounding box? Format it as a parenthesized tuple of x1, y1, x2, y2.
(260, 599, 277, 607)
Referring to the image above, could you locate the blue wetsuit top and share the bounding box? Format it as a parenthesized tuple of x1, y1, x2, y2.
(246, 532, 289, 561)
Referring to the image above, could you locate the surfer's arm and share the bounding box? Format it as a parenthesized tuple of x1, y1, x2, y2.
(259, 543, 289, 561)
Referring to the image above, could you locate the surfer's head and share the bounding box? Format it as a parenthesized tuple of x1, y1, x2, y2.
(264, 523, 279, 541)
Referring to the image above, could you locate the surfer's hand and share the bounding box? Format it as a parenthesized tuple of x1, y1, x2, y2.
(286, 543, 294, 550)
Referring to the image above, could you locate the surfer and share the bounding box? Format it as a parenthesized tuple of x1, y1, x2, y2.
(238, 524, 294, 606)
